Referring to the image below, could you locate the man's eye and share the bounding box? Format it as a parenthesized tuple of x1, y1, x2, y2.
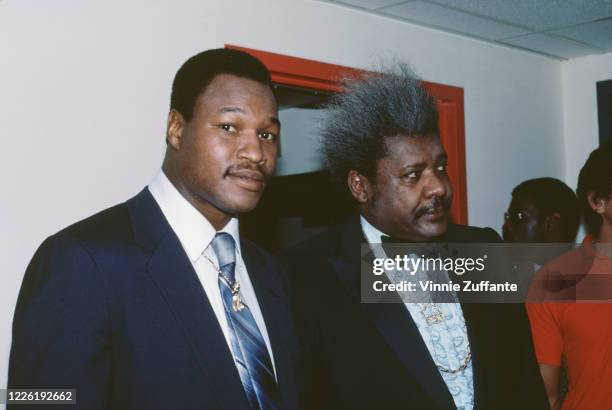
(404, 171, 419, 180)
(437, 164, 447, 173)
(220, 124, 236, 132)
(259, 132, 277, 141)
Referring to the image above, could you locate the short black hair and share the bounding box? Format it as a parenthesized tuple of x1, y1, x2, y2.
(321, 64, 439, 184)
(512, 177, 580, 241)
(170, 48, 272, 121)
(576, 142, 612, 236)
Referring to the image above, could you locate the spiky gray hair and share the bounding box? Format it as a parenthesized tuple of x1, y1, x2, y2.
(321, 63, 439, 184)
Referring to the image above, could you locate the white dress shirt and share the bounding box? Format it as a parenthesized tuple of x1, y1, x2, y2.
(148, 170, 276, 376)
(360, 216, 474, 410)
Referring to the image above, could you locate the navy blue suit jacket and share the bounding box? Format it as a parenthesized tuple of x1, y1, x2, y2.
(9, 189, 303, 410)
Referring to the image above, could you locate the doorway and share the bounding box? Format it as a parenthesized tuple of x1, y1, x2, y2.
(228, 45, 467, 251)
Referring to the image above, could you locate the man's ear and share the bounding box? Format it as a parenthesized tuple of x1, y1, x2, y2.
(348, 170, 372, 204)
(587, 191, 607, 215)
(166, 109, 185, 150)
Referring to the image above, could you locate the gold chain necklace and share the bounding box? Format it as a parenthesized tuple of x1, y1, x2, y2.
(204, 255, 246, 312)
(437, 350, 472, 374)
(417, 303, 472, 373)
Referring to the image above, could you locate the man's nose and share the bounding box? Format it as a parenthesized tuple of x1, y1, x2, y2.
(237, 131, 265, 164)
(424, 172, 447, 198)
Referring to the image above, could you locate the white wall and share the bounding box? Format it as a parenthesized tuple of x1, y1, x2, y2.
(562, 52, 612, 189)
(0, 0, 565, 394)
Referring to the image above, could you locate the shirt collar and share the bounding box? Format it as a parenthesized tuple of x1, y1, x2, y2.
(148, 170, 241, 262)
(360, 215, 388, 244)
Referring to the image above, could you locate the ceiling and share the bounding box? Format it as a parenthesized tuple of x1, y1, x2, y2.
(319, 0, 612, 60)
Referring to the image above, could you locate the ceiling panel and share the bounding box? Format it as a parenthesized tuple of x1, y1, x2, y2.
(551, 18, 612, 51)
(335, 0, 410, 10)
(380, 1, 529, 40)
(321, 0, 612, 60)
(427, 0, 612, 30)
(501, 33, 603, 59)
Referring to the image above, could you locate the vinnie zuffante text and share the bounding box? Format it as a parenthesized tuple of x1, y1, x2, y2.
(371, 254, 518, 293)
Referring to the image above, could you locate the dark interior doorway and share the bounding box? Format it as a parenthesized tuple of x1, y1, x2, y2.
(241, 170, 356, 253)
(597, 79, 612, 146)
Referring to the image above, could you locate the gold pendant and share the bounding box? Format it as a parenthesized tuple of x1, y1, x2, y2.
(232, 294, 245, 312)
(426, 312, 443, 325)
(231, 282, 245, 312)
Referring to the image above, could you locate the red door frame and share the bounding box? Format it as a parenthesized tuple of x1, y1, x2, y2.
(226, 44, 468, 224)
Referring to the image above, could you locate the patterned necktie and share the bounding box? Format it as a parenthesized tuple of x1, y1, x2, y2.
(211, 232, 280, 410)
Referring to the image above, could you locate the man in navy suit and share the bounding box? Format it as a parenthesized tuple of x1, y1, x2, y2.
(286, 65, 548, 409)
(9, 49, 303, 410)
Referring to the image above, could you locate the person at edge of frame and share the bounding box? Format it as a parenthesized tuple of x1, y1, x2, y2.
(527, 142, 612, 410)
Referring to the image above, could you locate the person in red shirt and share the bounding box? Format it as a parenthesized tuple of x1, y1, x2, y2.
(527, 142, 612, 410)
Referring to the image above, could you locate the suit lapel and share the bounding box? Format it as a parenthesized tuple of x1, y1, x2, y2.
(127, 189, 251, 410)
(458, 303, 491, 409)
(330, 217, 455, 409)
(441, 226, 498, 409)
(242, 241, 300, 410)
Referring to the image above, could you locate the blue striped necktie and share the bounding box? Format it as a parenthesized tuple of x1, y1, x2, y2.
(211, 232, 281, 410)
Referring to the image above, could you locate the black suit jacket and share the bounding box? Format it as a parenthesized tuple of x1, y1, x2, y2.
(285, 216, 548, 410)
(9, 188, 304, 410)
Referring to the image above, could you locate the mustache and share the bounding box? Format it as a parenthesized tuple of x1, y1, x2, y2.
(415, 197, 451, 218)
(224, 164, 268, 181)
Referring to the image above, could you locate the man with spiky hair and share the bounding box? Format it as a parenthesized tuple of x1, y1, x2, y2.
(286, 65, 548, 410)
